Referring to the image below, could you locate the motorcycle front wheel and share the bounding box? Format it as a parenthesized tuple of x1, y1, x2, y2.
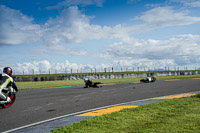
(2, 94, 16, 108)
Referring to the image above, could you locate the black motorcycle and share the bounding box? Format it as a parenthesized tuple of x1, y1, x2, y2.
(140, 77, 156, 83)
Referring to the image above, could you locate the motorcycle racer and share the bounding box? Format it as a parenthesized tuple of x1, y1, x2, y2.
(84, 78, 103, 88)
(84, 78, 93, 88)
(140, 76, 156, 83)
(0, 67, 18, 104)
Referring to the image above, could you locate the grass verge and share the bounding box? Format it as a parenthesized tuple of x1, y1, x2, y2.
(50, 94, 200, 133)
(16, 75, 200, 90)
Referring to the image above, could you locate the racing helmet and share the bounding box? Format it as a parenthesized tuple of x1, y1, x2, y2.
(84, 78, 89, 83)
(3, 67, 12, 76)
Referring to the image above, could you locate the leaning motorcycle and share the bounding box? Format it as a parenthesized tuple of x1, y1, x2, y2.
(0, 89, 16, 108)
(84, 79, 104, 88)
(140, 77, 156, 83)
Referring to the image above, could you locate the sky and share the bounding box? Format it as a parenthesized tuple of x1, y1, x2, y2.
(0, 0, 200, 74)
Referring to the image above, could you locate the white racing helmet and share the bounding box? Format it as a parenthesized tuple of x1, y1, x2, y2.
(84, 78, 89, 82)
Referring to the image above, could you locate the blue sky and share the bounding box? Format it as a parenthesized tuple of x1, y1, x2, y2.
(0, 0, 200, 74)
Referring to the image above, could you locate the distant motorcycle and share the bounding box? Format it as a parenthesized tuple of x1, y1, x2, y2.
(140, 77, 156, 83)
(0, 88, 17, 108)
(84, 78, 103, 88)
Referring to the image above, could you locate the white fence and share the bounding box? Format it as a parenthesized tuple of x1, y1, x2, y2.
(5, 66, 200, 75)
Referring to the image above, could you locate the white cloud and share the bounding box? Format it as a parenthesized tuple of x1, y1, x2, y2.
(11, 60, 106, 74)
(1, 5, 200, 47)
(14, 60, 51, 74)
(41, 6, 200, 46)
(0, 5, 41, 46)
(113, 59, 176, 70)
(134, 6, 200, 28)
(41, 6, 107, 45)
(102, 34, 200, 67)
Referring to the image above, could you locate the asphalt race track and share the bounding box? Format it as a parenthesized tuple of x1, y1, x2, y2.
(0, 78, 200, 132)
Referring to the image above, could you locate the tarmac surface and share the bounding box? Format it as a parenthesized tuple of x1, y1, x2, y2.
(1, 78, 200, 133)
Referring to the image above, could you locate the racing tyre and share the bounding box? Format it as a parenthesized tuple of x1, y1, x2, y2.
(2, 94, 16, 108)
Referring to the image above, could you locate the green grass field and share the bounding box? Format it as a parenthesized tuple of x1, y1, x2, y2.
(50, 94, 200, 133)
(16, 74, 200, 90)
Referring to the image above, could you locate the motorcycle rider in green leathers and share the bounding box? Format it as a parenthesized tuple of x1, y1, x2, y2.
(0, 67, 18, 104)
